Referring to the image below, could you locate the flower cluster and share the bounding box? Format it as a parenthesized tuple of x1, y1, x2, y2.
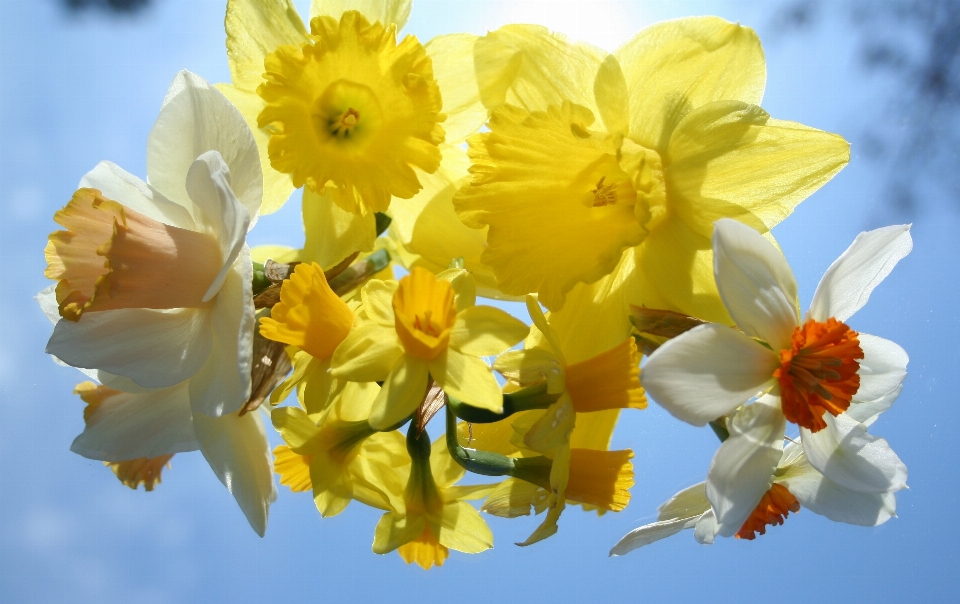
(38, 0, 911, 568)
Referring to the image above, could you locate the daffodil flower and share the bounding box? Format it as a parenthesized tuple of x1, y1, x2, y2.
(331, 267, 528, 430)
(38, 71, 277, 536)
(610, 411, 900, 555)
(452, 18, 850, 357)
(372, 428, 495, 570)
(642, 218, 910, 537)
(271, 381, 408, 517)
(259, 262, 355, 416)
(42, 70, 262, 418)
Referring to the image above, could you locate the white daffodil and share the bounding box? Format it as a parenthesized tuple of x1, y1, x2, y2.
(38, 70, 277, 535)
(610, 415, 899, 555)
(642, 218, 910, 538)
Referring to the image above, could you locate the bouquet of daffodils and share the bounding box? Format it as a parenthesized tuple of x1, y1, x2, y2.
(37, 0, 910, 569)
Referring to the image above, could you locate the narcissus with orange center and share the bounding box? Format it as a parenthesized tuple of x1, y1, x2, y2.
(775, 318, 863, 432)
(736, 483, 800, 540)
(45, 188, 222, 321)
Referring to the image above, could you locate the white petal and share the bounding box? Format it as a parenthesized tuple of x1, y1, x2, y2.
(693, 509, 718, 544)
(712, 218, 799, 351)
(71, 382, 198, 461)
(808, 224, 912, 322)
(707, 403, 785, 537)
(778, 454, 897, 526)
(643, 324, 779, 426)
(185, 151, 251, 302)
(847, 385, 902, 427)
(193, 408, 277, 537)
(657, 482, 710, 521)
(855, 334, 909, 403)
(188, 251, 254, 417)
(80, 161, 195, 230)
(47, 308, 212, 389)
(609, 517, 696, 556)
(148, 70, 263, 227)
(800, 413, 908, 494)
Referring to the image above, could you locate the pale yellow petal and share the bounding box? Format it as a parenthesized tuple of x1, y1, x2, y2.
(492, 348, 564, 393)
(616, 16, 765, 150)
(274, 444, 312, 492)
(225, 0, 308, 93)
(456, 419, 523, 457)
(430, 435, 464, 489)
(481, 478, 548, 518)
(216, 83, 296, 214)
(330, 321, 403, 382)
(436, 501, 493, 554)
(430, 348, 503, 413)
(250, 244, 300, 264)
(311, 0, 411, 30)
(594, 54, 629, 135)
(668, 101, 850, 237)
(436, 268, 477, 313)
(427, 34, 487, 144)
(271, 406, 321, 453)
(474, 24, 603, 115)
(360, 279, 399, 327)
(569, 409, 620, 451)
(523, 396, 576, 456)
(301, 187, 376, 270)
(373, 511, 426, 554)
(368, 355, 429, 430)
(449, 306, 529, 357)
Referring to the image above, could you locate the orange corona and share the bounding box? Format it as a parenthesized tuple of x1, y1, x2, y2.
(775, 318, 863, 432)
(736, 483, 800, 540)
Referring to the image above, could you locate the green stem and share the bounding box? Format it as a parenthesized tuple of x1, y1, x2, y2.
(446, 382, 558, 424)
(251, 262, 272, 296)
(444, 406, 552, 489)
(375, 212, 392, 236)
(328, 248, 391, 295)
(709, 418, 730, 443)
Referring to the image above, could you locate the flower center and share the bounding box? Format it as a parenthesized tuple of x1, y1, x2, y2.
(45, 188, 223, 321)
(330, 107, 360, 137)
(774, 318, 863, 432)
(591, 177, 618, 207)
(736, 483, 800, 539)
(393, 267, 457, 361)
(256, 11, 444, 214)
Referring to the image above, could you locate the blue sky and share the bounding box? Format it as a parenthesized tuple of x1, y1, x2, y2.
(2, 1, 958, 602)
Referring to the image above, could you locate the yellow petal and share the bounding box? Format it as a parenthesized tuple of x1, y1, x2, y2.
(436, 268, 477, 313)
(667, 100, 850, 238)
(368, 355, 429, 430)
(311, 0, 411, 30)
(301, 187, 376, 270)
(373, 511, 427, 554)
(474, 24, 603, 115)
(359, 279, 397, 327)
(443, 484, 498, 502)
(271, 406, 321, 452)
(274, 444, 312, 492)
(430, 348, 503, 413)
(225, 0, 308, 93)
(518, 445, 569, 546)
(216, 84, 296, 214)
(616, 16, 765, 150)
(456, 418, 523, 457)
(565, 448, 634, 511)
(594, 55, 629, 135)
(106, 455, 173, 491)
(634, 219, 732, 324)
(455, 103, 645, 310)
(430, 434, 464, 488)
(449, 306, 529, 357)
(480, 478, 548, 518)
(330, 320, 404, 382)
(545, 270, 634, 365)
(269, 349, 313, 405)
(492, 348, 565, 394)
(436, 501, 493, 554)
(250, 244, 300, 264)
(427, 34, 487, 144)
(523, 396, 576, 456)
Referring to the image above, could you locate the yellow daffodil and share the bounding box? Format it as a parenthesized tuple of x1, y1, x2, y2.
(372, 428, 495, 570)
(331, 267, 528, 430)
(482, 297, 639, 544)
(453, 18, 850, 350)
(272, 381, 408, 517)
(260, 262, 355, 415)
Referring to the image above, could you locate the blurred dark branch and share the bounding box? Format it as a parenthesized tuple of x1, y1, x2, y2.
(61, 0, 153, 14)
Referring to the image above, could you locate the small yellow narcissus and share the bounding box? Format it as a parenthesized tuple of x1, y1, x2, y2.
(331, 267, 528, 430)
